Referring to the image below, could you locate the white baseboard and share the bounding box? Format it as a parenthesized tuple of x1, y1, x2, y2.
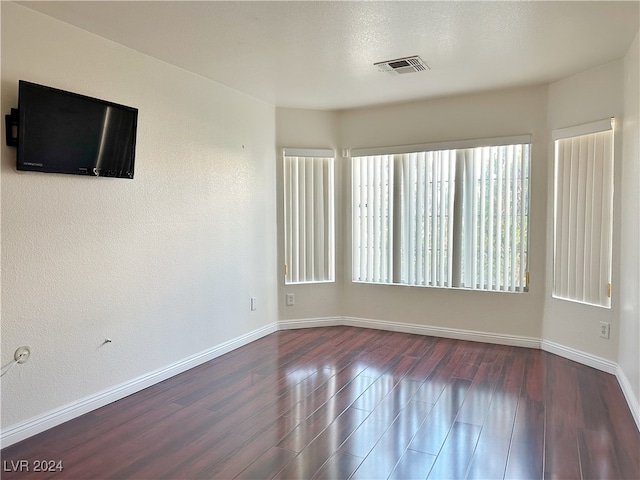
(278, 317, 342, 330)
(616, 365, 640, 431)
(279, 316, 539, 349)
(0, 322, 278, 449)
(540, 339, 618, 375)
(342, 316, 541, 349)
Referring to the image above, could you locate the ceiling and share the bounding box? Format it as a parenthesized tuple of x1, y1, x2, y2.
(20, 1, 640, 110)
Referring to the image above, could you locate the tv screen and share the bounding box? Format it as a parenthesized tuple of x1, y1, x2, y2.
(17, 81, 138, 178)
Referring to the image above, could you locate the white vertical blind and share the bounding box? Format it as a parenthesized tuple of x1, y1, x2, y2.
(553, 120, 614, 307)
(460, 144, 530, 292)
(352, 154, 393, 283)
(397, 151, 456, 286)
(284, 151, 335, 284)
(351, 136, 530, 292)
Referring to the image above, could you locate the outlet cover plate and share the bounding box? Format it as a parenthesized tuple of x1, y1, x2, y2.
(286, 293, 295, 306)
(600, 321, 610, 339)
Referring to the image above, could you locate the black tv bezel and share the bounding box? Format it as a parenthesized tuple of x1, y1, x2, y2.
(16, 80, 138, 179)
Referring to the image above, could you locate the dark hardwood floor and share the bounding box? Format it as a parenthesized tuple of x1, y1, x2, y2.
(2, 326, 639, 479)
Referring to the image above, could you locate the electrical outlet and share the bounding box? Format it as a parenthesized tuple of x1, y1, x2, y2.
(599, 321, 610, 339)
(286, 293, 295, 306)
(250, 297, 257, 311)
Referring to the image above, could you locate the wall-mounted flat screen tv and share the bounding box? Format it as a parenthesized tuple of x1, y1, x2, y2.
(16, 81, 138, 179)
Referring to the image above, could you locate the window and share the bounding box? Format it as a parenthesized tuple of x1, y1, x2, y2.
(352, 136, 531, 293)
(553, 119, 614, 308)
(283, 149, 335, 284)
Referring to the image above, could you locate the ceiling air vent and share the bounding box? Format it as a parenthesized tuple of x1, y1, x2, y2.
(375, 55, 430, 75)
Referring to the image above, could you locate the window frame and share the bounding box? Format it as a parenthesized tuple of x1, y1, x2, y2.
(351, 135, 532, 293)
(283, 148, 336, 285)
(552, 118, 614, 308)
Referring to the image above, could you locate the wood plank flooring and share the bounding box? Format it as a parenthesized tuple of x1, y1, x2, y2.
(2, 326, 639, 479)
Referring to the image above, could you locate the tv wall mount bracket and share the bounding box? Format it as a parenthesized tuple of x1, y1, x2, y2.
(5, 108, 18, 147)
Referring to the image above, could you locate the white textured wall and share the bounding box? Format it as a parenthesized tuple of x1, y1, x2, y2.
(619, 33, 640, 406)
(1, 3, 277, 430)
(544, 61, 624, 362)
(336, 86, 548, 338)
